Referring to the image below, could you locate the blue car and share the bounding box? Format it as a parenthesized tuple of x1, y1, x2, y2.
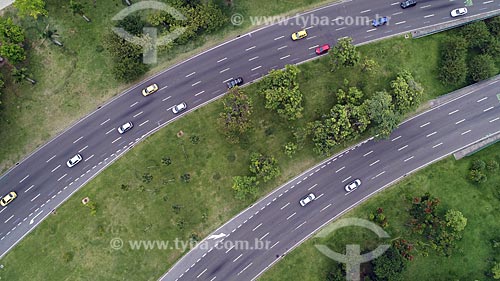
(372, 17, 388, 27)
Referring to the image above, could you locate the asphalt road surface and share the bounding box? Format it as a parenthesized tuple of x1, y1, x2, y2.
(0, 0, 498, 275)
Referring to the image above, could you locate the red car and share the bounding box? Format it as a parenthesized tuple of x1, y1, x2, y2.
(315, 44, 330, 55)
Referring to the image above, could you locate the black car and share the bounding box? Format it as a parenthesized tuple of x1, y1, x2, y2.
(226, 77, 244, 89)
(400, 0, 416, 8)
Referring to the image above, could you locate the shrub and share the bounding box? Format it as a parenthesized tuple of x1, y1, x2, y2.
(486, 160, 499, 172)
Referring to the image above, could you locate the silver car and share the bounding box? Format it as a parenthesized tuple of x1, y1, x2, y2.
(299, 193, 316, 207)
(66, 154, 83, 168)
(172, 102, 187, 114)
(345, 179, 361, 192)
(117, 122, 133, 134)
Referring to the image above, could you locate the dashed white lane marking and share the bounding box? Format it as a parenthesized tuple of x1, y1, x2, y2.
(225, 245, 234, 253)
(274, 35, 285, 40)
(19, 175, 29, 183)
(483, 106, 494, 112)
(25, 185, 34, 193)
(420, 122, 430, 127)
(195, 91, 205, 97)
(308, 184, 318, 191)
(369, 160, 380, 166)
(223, 77, 234, 83)
(129, 101, 139, 108)
(420, 4, 431, 8)
(112, 137, 122, 144)
(366, 28, 376, 33)
(4, 215, 14, 223)
(391, 2, 399, 5)
(448, 109, 459, 115)
(196, 268, 207, 279)
(252, 223, 263, 231)
(191, 81, 202, 87)
(395, 21, 406, 25)
(219, 68, 230, 73)
(78, 145, 88, 153)
(424, 14, 435, 18)
(46, 155, 56, 163)
(100, 118, 110, 126)
(305, 35, 317, 40)
(360, 9, 371, 13)
(133, 111, 143, 118)
(461, 129, 471, 135)
(270, 241, 280, 249)
(372, 171, 386, 179)
(280, 55, 290, 60)
(31, 194, 40, 202)
(233, 254, 243, 262)
(139, 120, 149, 127)
(316, 193, 324, 200)
(305, 26, 315, 30)
(210, 276, 217, 281)
(277, 45, 287, 50)
(490, 117, 499, 123)
(392, 11, 403, 15)
(57, 174, 67, 182)
(294, 221, 307, 231)
(342, 176, 352, 183)
(217, 57, 227, 63)
(245, 46, 256, 51)
(398, 145, 408, 151)
(432, 142, 443, 148)
(259, 232, 270, 240)
(73, 136, 83, 143)
(237, 262, 253, 276)
(251, 66, 262, 71)
(286, 212, 296, 220)
(363, 150, 373, 157)
(404, 156, 414, 162)
(280, 202, 290, 210)
(335, 166, 345, 173)
(483, 0, 493, 4)
(455, 119, 466, 125)
(320, 203, 332, 212)
(105, 128, 115, 135)
(391, 136, 401, 141)
(185, 72, 196, 78)
(426, 132, 437, 138)
(308, 45, 319, 50)
(85, 154, 94, 162)
(248, 56, 259, 61)
(162, 96, 171, 102)
(51, 165, 61, 173)
(335, 27, 346, 31)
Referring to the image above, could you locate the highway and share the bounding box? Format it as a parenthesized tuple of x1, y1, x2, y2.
(0, 0, 497, 278)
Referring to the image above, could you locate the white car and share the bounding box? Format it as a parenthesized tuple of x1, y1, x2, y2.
(450, 7, 467, 17)
(117, 122, 133, 134)
(172, 102, 187, 114)
(345, 179, 361, 193)
(299, 193, 316, 207)
(66, 154, 83, 168)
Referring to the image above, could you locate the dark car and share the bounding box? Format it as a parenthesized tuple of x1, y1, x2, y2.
(372, 17, 388, 27)
(400, 0, 417, 9)
(226, 77, 244, 89)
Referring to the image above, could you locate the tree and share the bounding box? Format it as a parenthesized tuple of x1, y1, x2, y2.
(492, 262, 500, 279)
(460, 21, 492, 52)
(326, 263, 345, 281)
(361, 57, 378, 73)
(439, 37, 468, 85)
(487, 16, 500, 37)
(365, 91, 402, 139)
(372, 247, 407, 281)
(219, 87, 253, 143)
(469, 169, 487, 184)
(0, 17, 25, 44)
(190, 1, 227, 33)
(13, 0, 48, 19)
(0, 43, 26, 64)
(330, 37, 360, 70)
(390, 70, 424, 114)
(232, 176, 259, 200)
(249, 153, 280, 182)
(445, 209, 467, 232)
(469, 54, 497, 82)
(336, 80, 364, 106)
(105, 33, 148, 81)
(260, 65, 303, 120)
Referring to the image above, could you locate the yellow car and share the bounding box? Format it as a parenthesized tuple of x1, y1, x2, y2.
(142, 83, 159, 96)
(291, 30, 308, 41)
(0, 191, 17, 207)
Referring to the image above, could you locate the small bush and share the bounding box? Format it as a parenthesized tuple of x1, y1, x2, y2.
(161, 157, 172, 166)
(471, 159, 486, 171)
(142, 173, 153, 184)
(181, 173, 191, 183)
(190, 135, 200, 144)
(469, 169, 487, 184)
(486, 160, 499, 172)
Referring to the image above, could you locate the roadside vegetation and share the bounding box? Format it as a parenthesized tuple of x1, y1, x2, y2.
(0, 0, 337, 172)
(1, 12, 500, 279)
(261, 143, 500, 280)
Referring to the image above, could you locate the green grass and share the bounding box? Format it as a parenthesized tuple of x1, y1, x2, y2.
(0, 0, 337, 172)
(261, 143, 500, 281)
(0, 22, 498, 280)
